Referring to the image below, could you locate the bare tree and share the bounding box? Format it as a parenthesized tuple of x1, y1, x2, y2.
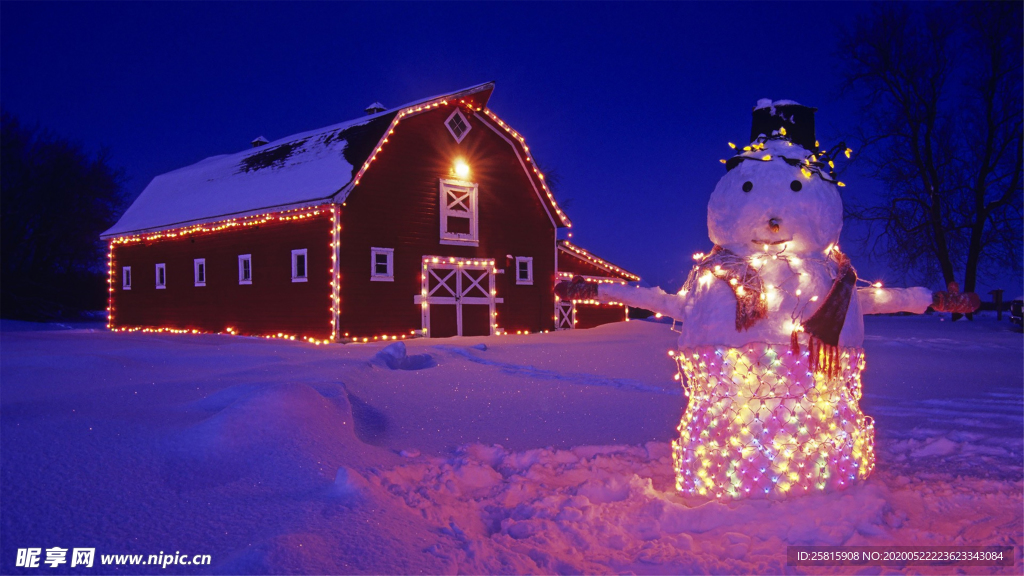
(955, 3, 1023, 295)
(836, 3, 1022, 303)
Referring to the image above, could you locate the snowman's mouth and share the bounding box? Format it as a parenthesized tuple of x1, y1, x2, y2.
(751, 238, 793, 246)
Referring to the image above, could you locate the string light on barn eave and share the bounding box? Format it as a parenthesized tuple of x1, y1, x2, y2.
(340, 96, 572, 229)
(108, 207, 336, 344)
(110, 206, 328, 246)
(480, 108, 572, 228)
(350, 98, 456, 188)
(559, 240, 640, 281)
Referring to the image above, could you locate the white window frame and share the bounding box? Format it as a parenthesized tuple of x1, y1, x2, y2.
(194, 258, 206, 287)
(238, 254, 252, 285)
(291, 249, 308, 283)
(370, 247, 394, 282)
(122, 266, 131, 290)
(439, 178, 479, 246)
(155, 263, 166, 289)
(515, 256, 534, 285)
(445, 109, 472, 143)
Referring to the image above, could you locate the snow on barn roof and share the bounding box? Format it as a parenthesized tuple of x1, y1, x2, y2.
(102, 83, 495, 238)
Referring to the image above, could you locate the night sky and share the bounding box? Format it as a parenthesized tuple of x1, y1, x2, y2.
(2, 2, 1015, 294)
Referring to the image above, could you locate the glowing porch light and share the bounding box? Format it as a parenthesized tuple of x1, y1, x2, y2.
(454, 159, 470, 179)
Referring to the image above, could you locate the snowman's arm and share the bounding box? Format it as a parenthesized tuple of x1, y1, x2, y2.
(596, 283, 686, 319)
(857, 286, 933, 315)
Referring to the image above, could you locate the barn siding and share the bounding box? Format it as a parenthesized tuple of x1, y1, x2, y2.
(336, 106, 557, 339)
(557, 246, 635, 330)
(110, 213, 334, 338)
(574, 303, 628, 329)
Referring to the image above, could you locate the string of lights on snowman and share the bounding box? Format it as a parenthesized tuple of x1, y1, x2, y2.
(684, 130, 886, 342)
(667, 126, 878, 500)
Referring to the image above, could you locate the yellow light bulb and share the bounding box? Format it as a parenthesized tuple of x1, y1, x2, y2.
(454, 159, 470, 179)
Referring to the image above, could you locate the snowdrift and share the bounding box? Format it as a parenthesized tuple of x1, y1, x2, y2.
(1, 316, 1020, 574)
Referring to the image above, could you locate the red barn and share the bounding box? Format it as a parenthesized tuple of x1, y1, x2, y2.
(555, 240, 640, 329)
(102, 83, 638, 343)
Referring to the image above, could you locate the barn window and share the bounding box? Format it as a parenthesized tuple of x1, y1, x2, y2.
(370, 247, 394, 281)
(122, 266, 132, 290)
(439, 179, 479, 246)
(445, 109, 472, 143)
(291, 249, 308, 282)
(515, 257, 534, 285)
(194, 258, 206, 287)
(238, 254, 252, 285)
(155, 263, 166, 289)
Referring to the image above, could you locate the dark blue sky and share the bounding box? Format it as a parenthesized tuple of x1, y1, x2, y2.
(3, 2, 1014, 294)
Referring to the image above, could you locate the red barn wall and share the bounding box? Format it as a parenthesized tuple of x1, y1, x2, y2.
(557, 248, 635, 330)
(337, 106, 557, 338)
(110, 214, 334, 338)
(574, 304, 627, 329)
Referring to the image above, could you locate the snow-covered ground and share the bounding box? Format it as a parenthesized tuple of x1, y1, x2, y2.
(1, 314, 1021, 574)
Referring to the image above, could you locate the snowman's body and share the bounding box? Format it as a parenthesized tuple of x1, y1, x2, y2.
(663, 250, 876, 499)
(595, 106, 931, 499)
(674, 252, 864, 349)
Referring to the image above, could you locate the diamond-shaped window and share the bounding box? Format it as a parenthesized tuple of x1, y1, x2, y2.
(445, 109, 471, 143)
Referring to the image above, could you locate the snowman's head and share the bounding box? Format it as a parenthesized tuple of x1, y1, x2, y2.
(707, 101, 845, 258)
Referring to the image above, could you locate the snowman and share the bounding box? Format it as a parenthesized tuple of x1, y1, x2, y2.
(558, 100, 978, 500)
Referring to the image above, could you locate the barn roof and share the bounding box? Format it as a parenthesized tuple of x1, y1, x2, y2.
(557, 240, 640, 281)
(102, 83, 496, 238)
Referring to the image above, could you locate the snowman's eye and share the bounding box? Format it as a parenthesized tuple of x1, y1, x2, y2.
(742, 181, 753, 193)
(790, 180, 802, 192)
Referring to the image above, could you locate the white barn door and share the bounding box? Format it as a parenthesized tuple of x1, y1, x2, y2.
(556, 301, 575, 330)
(416, 258, 501, 337)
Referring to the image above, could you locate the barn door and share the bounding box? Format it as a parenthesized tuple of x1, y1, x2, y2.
(425, 265, 459, 338)
(458, 267, 492, 337)
(417, 259, 499, 337)
(556, 301, 575, 330)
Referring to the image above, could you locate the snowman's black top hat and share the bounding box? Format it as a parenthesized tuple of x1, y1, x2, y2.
(750, 100, 818, 152)
(725, 100, 848, 183)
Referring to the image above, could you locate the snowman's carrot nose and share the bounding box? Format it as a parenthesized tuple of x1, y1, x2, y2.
(769, 218, 781, 233)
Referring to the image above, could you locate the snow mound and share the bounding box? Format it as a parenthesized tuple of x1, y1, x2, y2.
(910, 437, 960, 458)
(344, 388, 389, 444)
(370, 442, 901, 573)
(371, 341, 436, 370)
(164, 382, 363, 491)
(331, 466, 369, 501)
